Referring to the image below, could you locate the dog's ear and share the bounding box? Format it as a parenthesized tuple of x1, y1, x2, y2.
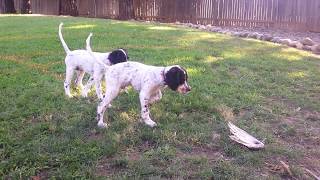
(108, 49, 128, 64)
(165, 66, 187, 91)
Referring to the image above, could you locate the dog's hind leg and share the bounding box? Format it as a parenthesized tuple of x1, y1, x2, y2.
(75, 70, 85, 91)
(81, 76, 94, 98)
(97, 87, 120, 128)
(149, 90, 162, 104)
(64, 67, 73, 98)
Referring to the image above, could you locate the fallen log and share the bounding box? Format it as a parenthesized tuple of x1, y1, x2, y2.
(228, 122, 264, 149)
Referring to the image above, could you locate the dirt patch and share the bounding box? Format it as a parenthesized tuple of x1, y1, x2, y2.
(215, 104, 253, 122)
(215, 104, 235, 121)
(95, 156, 121, 177)
(86, 130, 104, 141)
(95, 141, 154, 177)
(176, 144, 224, 162)
(264, 159, 295, 179)
(264, 96, 320, 177)
(229, 66, 241, 77)
(29, 169, 50, 180)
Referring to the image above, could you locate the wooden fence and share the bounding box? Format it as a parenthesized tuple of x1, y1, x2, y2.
(30, 0, 59, 15)
(1, 0, 319, 32)
(130, 0, 320, 32)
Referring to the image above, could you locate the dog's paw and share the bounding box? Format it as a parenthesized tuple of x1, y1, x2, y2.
(97, 121, 108, 128)
(81, 92, 88, 98)
(144, 119, 157, 128)
(120, 87, 129, 94)
(78, 85, 84, 91)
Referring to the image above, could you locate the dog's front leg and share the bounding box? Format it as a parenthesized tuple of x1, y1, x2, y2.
(97, 88, 120, 128)
(149, 90, 162, 104)
(139, 90, 157, 127)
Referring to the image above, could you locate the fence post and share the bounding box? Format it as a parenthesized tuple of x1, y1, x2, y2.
(93, 0, 96, 17)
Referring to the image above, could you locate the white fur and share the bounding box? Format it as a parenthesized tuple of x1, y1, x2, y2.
(59, 23, 113, 100)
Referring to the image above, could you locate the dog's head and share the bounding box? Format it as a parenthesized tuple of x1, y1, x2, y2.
(165, 66, 191, 94)
(108, 48, 129, 65)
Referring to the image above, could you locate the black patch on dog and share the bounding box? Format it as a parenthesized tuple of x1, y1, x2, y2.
(164, 66, 188, 91)
(75, 66, 83, 71)
(108, 48, 129, 65)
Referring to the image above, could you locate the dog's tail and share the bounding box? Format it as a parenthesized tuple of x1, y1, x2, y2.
(58, 23, 71, 54)
(86, 32, 93, 53)
(86, 33, 107, 69)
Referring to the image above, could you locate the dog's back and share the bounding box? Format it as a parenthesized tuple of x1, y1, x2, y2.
(65, 50, 110, 74)
(105, 61, 163, 91)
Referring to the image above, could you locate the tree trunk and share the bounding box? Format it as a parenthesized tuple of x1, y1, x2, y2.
(4, 0, 16, 13)
(60, 0, 78, 16)
(119, 0, 134, 20)
(21, 0, 31, 14)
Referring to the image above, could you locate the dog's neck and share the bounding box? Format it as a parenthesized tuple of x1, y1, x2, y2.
(161, 67, 167, 86)
(104, 53, 112, 65)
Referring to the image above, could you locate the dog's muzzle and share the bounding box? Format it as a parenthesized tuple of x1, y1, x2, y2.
(178, 83, 191, 94)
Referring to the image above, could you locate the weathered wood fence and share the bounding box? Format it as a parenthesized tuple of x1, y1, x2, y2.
(1, 0, 319, 32)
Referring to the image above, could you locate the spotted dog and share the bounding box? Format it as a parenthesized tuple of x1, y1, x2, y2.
(86, 41, 191, 128)
(58, 23, 128, 100)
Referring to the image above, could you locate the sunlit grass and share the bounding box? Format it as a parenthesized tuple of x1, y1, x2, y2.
(148, 26, 178, 30)
(288, 71, 307, 78)
(186, 67, 204, 76)
(204, 55, 220, 63)
(177, 31, 230, 47)
(274, 48, 312, 61)
(66, 24, 97, 29)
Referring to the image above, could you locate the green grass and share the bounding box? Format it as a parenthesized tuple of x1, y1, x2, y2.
(1, 15, 320, 179)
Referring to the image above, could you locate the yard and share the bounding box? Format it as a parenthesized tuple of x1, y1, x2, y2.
(0, 15, 320, 179)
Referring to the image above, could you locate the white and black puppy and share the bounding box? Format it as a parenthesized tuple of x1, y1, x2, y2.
(58, 23, 129, 100)
(86, 42, 191, 128)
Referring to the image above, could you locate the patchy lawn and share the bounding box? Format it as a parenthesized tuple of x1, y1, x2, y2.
(0, 15, 320, 179)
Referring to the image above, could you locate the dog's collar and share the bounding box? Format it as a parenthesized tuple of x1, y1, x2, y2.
(118, 49, 127, 58)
